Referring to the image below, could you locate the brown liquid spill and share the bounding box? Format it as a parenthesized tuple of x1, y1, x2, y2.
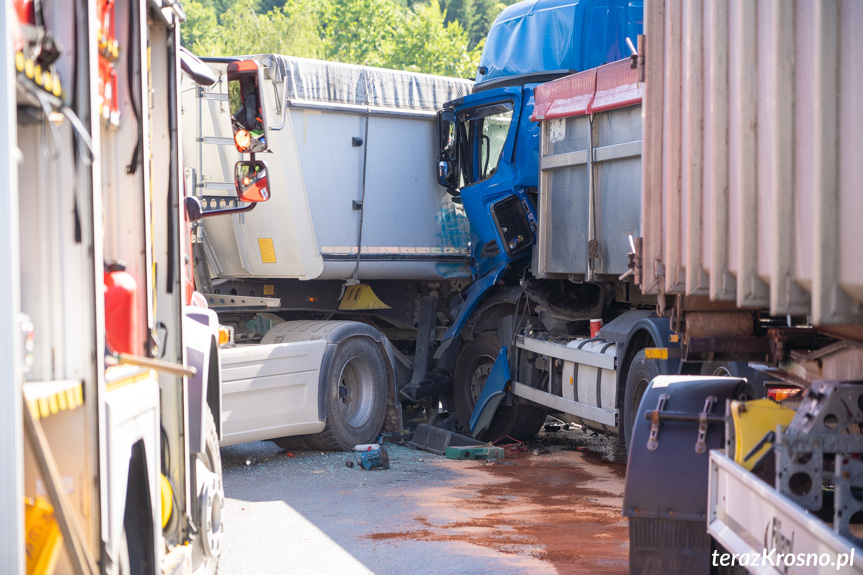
(367, 450, 629, 574)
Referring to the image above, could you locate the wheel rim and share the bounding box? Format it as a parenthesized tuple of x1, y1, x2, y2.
(711, 365, 732, 377)
(338, 356, 375, 428)
(467, 356, 494, 406)
(192, 455, 222, 575)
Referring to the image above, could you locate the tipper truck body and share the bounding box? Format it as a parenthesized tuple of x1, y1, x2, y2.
(182, 55, 477, 450)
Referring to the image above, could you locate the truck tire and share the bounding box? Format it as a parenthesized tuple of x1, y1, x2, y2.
(271, 435, 314, 451)
(192, 407, 223, 575)
(453, 332, 547, 442)
(623, 350, 660, 454)
(304, 336, 388, 451)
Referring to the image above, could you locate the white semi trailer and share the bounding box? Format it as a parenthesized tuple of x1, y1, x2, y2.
(181, 56, 474, 449)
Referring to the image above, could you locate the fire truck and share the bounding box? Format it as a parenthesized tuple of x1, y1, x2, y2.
(0, 1, 265, 573)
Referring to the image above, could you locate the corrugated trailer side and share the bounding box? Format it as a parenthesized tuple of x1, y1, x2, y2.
(642, 0, 863, 326)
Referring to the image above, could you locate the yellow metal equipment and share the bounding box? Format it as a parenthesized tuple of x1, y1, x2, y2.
(730, 399, 796, 470)
(160, 474, 174, 529)
(339, 284, 391, 311)
(25, 497, 62, 575)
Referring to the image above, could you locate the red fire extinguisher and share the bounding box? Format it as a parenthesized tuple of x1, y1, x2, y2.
(104, 262, 140, 355)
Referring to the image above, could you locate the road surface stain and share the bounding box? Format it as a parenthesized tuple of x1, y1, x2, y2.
(367, 449, 628, 575)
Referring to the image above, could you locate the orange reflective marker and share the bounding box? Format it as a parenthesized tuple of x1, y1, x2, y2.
(235, 129, 251, 151)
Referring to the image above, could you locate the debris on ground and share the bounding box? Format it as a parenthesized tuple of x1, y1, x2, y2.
(408, 422, 483, 455)
(532, 446, 550, 456)
(445, 445, 505, 460)
(220, 427, 628, 575)
(347, 444, 391, 470)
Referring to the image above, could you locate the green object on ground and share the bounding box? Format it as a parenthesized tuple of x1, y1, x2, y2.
(445, 445, 505, 460)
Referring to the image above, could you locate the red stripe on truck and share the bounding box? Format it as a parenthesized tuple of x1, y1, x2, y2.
(531, 68, 596, 121)
(532, 58, 642, 122)
(590, 58, 641, 113)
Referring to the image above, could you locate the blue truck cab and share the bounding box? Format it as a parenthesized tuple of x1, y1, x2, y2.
(436, 0, 643, 343)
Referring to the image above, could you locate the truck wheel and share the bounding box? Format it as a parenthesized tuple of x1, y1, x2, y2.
(623, 350, 660, 454)
(192, 407, 223, 575)
(305, 337, 388, 451)
(453, 332, 547, 442)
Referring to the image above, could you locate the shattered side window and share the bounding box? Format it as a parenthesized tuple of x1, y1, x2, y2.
(457, 102, 513, 186)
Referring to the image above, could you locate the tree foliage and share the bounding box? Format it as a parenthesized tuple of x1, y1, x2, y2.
(180, 0, 517, 78)
(182, 0, 323, 59)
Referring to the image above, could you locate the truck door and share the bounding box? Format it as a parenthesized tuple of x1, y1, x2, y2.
(450, 87, 537, 280)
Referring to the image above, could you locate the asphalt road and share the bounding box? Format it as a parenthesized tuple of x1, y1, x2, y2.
(218, 429, 629, 575)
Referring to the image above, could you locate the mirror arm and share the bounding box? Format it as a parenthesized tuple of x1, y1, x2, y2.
(269, 83, 290, 131)
(200, 202, 257, 219)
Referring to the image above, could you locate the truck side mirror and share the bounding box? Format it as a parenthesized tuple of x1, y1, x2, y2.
(438, 160, 457, 189)
(184, 196, 204, 222)
(437, 108, 457, 158)
(227, 60, 268, 154)
(436, 108, 460, 198)
(234, 160, 271, 202)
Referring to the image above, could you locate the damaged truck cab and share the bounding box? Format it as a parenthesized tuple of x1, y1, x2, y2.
(434, 0, 669, 444)
(436, 0, 643, 290)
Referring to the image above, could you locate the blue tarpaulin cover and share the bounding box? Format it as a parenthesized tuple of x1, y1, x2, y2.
(475, 0, 643, 87)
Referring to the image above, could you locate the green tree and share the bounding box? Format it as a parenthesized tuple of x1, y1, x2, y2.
(471, 0, 504, 47)
(318, 0, 403, 67)
(183, 0, 323, 59)
(440, 0, 476, 43)
(388, 2, 480, 78)
(182, 0, 490, 77)
(181, 0, 223, 55)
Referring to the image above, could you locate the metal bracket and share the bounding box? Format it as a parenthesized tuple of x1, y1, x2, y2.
(643, 394, 726, 452)
(202, 294, 281, 311)
(834, 455, 863, 548)
(775, 381, 863, 516)
(695, 395, 717, 454)
(647, 393, 669, 451)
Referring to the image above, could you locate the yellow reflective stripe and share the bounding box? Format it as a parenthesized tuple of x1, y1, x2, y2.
(106, 368, 157, 393)
(38, 398, 50, 419)
(23, 381, 84, 422)
(29, 400, 41, 422)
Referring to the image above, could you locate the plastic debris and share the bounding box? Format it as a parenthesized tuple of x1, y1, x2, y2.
(446, 445, 506, 460)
